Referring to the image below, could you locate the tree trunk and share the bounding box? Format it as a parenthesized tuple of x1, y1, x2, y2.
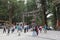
(56, 5, 60, 30)
(40, 0, 47, 26)
(8, 3, 14, 24)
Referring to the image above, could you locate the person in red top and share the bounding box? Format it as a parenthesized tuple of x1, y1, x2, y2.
(35, 26, 39, 35)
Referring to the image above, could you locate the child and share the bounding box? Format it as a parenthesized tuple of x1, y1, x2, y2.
(39, 26, 42, 33)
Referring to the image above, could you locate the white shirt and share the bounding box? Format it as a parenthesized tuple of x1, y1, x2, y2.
(24, 25, 27, 28)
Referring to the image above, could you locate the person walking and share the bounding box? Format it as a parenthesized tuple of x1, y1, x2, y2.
(3, 27, 6, 33)
(44, 25, 47, 33)
(32, 27, 36, 36)
(11, 24, 15, 33)
(6, 23, 11, 35)
(16, 24, 22, 36)
(24, 24, 27, 33)
(7, 26, 11, 35)
(19, 24, 23, 32)
(39, 25, 42, 33)
(26, 24, 29, 32)
(3, 23, 6, 33)
(35, 26, 39, 36)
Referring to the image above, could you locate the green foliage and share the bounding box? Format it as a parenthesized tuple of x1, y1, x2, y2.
(27, 0, 37, 11)
(0, 0, 8, 20)
(0, 0, 26, 22)
(24, 16, 33, 24)
(35, 16, 43, 25)
(46, 0, 57, 29)
(0, 0, 45, 25)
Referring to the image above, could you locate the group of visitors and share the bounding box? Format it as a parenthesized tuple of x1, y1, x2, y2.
(3, 22, 47, 36)
(32, 25, 47, 36)
(3, 23, 15, 35)
(3, 23, 30, 36)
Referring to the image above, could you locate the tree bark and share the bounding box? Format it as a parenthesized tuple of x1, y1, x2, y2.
(8, 3, 14, 24)
(40, 0, 48, 26)
(56, 5, 60, 30)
